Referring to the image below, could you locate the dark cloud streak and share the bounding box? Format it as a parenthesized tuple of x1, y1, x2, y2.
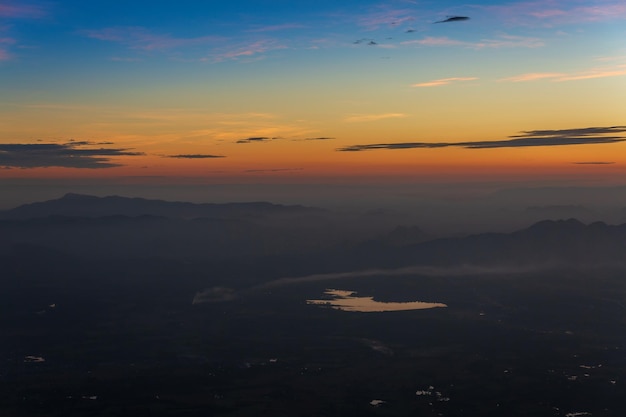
(236, 136, 334, 143)
(512, 126, 626, 138)
(573, 161, 616, 165)
(245, 168, 303, 173)
(166, 154, 226, 159)
(434, 16, 470, 23)
(298, 137, 335, 141)
(0, 142, 143, 169)
(337, 126, 626, 152)
(235, 136, 279, 144)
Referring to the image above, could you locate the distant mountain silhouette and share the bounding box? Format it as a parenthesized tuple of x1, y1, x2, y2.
(324, 218, 626, 272)
(2, 194, 626, 268)
(0, 193, 321, 220)
(390, 218, 626, 267)
(0, 194, 361, 261)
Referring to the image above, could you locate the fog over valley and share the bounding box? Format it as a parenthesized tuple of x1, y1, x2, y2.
(3, 192, 626, 416)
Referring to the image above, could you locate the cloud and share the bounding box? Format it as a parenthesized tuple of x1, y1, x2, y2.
(356, 8, 416, 30)
(353, 38, 378, 46)
(573, 161, 615, 165)
(208, 39, 287, 62)
(499, 72, 567, 82)
(337, 125, 626, 152)
(403, 35, 544, 49)
(248, 23, 307, 33)
(0, 3, 45, 60)
(82, 27, 221, 51)
(512, 126, 626, 137)
(0, 3, 46, 19)
(434, 16, 470, 23)
(165, 154, 226, 159)
(0, 142, 143, 168)
(300, 137, 335, 141)
(403, 36, 463, 47)
(236, 136, 333, 143)
(556, 65, 626, 81)
(235, 136, 280, 144)
(412, 77, 478, 87)
(244, 168, 303, 173)
(344, 113, 407, 123)
(501, 65, 626, 82)
(484, 0, 626, 25)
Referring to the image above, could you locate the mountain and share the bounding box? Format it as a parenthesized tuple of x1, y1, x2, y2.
(0, 194, 371, 261)
(0, 193, 321, 220)
(391, 218, 626, 267)
(3, 194, 626, 268)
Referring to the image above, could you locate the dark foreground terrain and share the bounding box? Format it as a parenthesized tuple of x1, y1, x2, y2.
(2, 257, 625, 416)
(2, 195, 626, 416)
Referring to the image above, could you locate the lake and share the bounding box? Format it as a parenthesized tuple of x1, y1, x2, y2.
(306, 289, 447, 312)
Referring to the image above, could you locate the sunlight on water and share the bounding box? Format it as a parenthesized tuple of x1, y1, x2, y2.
(306, 289, 447, 312)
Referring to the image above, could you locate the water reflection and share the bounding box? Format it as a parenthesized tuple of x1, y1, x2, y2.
(306, 289, 447, 312)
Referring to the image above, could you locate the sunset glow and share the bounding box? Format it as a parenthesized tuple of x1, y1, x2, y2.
(1, 0, 625, 199)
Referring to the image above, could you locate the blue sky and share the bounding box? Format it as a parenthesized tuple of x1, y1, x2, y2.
(1, 0, 625, 198)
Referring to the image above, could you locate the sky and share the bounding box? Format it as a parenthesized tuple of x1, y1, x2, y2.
(1, 0, 626, 205)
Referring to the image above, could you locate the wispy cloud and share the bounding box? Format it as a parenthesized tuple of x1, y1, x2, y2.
(0, 2, 46, 19)
(208, 39, 287, 62)
(82, 26, 222, 51)
(337, 126, 626, 152)
(412, 77, 477, 87)
(235, 136, 280, 144)
(344, 113, 407, 123)
(299, 137, 335, 141)
(0, 2, 46, 60)
(236, 136, 334, 143)
(356, 7, 416, 30)
(244, 168, 303, 173)
(499, 72, 567, 82)
(0, 141, 143, 168)
(484, 0, 626, 25)
(83, 27, 290, 62)
(165, 154, 226, 159)
(248, 23, 307, 33)
(557, 64, 626, 81)
(501, 64, 626, 82)
(403, 35, 544, 49)
(573, 161, 615, 165)
(404, 36, 464, 47)
(434, 16, 470, 24)
(512, 126, 626, 137)
(0, 37, 14, 60)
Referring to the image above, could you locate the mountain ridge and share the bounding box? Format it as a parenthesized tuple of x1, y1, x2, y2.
(2, 194, 626, 268)
(0, 193, 322, 220)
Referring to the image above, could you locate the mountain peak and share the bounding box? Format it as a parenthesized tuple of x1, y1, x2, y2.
(61, 193, 99, 200)
(525, 218, 585, 232)
(3, 193, 319, 220)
